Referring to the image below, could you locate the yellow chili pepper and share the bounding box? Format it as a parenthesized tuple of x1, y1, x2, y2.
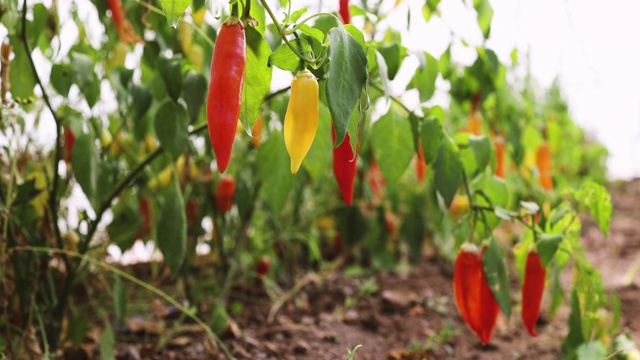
(284, 70, 319, 174)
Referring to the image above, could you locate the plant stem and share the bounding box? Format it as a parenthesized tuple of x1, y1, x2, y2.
(369, 82, 414, 115)
(20, 0, 66, 269)
(13, 246, 236, 360)
(258, 0, 317, 66)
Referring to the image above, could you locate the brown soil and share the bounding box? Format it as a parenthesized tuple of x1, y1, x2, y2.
(71, 180, 640, 359)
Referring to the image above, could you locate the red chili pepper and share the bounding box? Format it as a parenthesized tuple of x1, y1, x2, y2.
(107, 0, 141, 43)
(384, 211, 397, 236)
(256, 256, 271, 286)
(522, 249, 546, 336)
(206, 19, 246, 173)
(493, 135, 505, 179)
(64, 127, 76, 163)
(368, 159, 385, 200)
(186, 199, 199, 226)
(339, 0, 351, 24)
(415, 140, 427, 183)
(137, 198, 152, 239)
(332, 125, 359, 206)
(453, 243, 500, 345)
(214, 175, 236, 213)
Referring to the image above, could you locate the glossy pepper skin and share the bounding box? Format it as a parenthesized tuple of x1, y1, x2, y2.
(215, 175, 236, 213)
(536, 141, 553, 190)
(107, 0, 141, 43)
(284, 70, 319, 174)
(522, 250, 546, 336)
(207, 19, 246, 173)
(339, 0, 351, 24)
(332, 125, 358, 206)
(453, 243, 500, 346)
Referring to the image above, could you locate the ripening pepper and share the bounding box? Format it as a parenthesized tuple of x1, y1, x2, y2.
(522, 249, 546, 336)
(332, 125, 358, 206)
(467, 112, 482, 136)
(368, 159, 385, 200)
(453, 243, 500, 345)
(493, 135, 505, 179)
(215, 175, 236, 213)
(136, 198, 152, 239)
(284, 70, 319, 174)
(64, 127, 76, 163)
(339, 0, 351, 24)
(106, 0, 141, 43)
(415, 140, 427, 183)
(536, 141, 553, 190)
(251, 115, 263, 148)
(207, 18, 246, 173)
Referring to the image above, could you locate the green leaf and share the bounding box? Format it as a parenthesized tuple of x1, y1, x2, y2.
(409, 52, 438, 102)
(100, 322, 116, 360)
(240, 26, 272, 133)
(50, 63, 73, 97)
(157, 56, 183, 101)
(130, 84, 153, 141)
(156, 174, 187, 275)
(420, 117, 444, 164)
(326, 25, 368, 145)
(250, 0, 267, 35)
(473, 173, 509, 237)
(158, 0, 190, 27)
(71, 133, 100, 210)
(371, 109, 414, 185)
(401, 195, 427, 260)
(113, 275, 128, 328)
(0, 0, 19, 35)
(303, 104, 332, 180)
(433, 136, 462, 208)
(183, 70, 207, 122)
(269, 39, 312, 72)
(289, 8, 307, 23)
(562, 289, 585, 354)
(469, 135, 492, 172)
(483, 237, 511, 318)
(210, 301, 228, 336)
(334, 206, 369, 247)
(422, 0, 440, 22)
(154, 99, 189, 159)
(378, 43, 404, 80)
(256, 132, 293, 213)
(473, 0, 494, 39)
(106, 198, 142, 252)
(536, 233, 563, 268)
(68, 314, 89, 346)
(14, 179, 42, 205)
(574, 182, 612, 237)
(71, 52, 101, 107)
(9, 37, 36, 99)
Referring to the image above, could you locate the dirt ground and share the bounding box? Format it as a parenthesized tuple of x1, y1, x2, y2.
(67, 180, 640, 360)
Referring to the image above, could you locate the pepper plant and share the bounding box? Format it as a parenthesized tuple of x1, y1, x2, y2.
(0, 0, 627, 358)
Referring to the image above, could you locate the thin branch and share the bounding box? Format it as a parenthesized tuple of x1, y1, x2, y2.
(369, 82, 414, 115)
(20, 0, 65, 259)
